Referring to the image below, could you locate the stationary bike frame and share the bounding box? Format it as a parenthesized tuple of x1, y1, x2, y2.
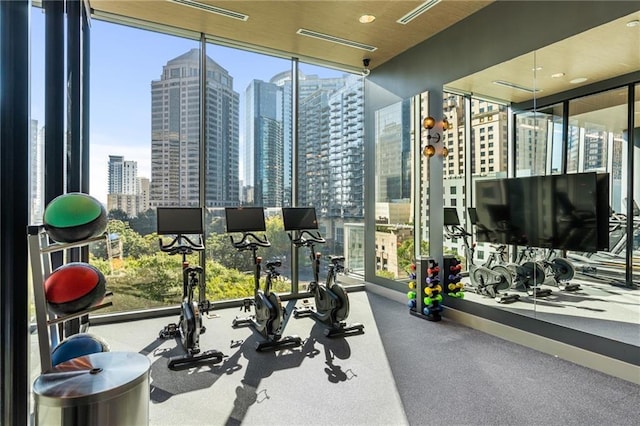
(231, 232, 301, 351)
(159, 234, 224, 369)
(290, 230, 364, 337)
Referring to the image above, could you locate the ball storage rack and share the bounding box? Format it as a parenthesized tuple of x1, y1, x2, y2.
(28, 225, 113, 373)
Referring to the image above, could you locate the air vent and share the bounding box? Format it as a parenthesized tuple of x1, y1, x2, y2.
(296, 29, 377, 52)
(493, 80, 541, 93)
(397, 0, 440, 25)
(168, 0, 249, 21)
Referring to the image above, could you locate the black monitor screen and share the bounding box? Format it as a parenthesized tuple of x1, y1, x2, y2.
(474, 173, 606, 252)
(225, 207, 266, 233)
(282, 207, 318, 231)
(467, 207, 478, 226)
(157, 207, 204, 235)
(443, 208, 460, 226)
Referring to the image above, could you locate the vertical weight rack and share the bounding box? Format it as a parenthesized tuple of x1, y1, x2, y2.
(28, 225, 113, 373)
(409, 257, 443, 322)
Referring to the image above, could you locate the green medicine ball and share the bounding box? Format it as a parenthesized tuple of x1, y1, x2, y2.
(44, 193, 107, 243)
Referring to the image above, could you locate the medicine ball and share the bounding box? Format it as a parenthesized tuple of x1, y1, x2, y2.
(43, 192, 107, 243)
(44, 262, 106, 316)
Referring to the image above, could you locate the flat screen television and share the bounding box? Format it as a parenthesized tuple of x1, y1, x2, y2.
(224, 207, 266, 233)
(282, 207, 318, 231)
(443, 208, 460, 226)
(473, 172, 609, 252)
(156, 207, 204, 235)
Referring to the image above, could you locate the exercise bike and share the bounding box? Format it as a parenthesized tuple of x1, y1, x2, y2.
(512, 246, 553, 297)
(157, 208, 225, 369)
(225, 207, 302, 352)
(283, 207, 364, 337)
(444, 208, 518, 303)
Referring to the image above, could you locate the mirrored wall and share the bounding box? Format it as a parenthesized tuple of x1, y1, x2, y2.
(374, 52, 638, 350)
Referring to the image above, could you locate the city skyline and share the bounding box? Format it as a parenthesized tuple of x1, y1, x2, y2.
(29, 10, 346, 205)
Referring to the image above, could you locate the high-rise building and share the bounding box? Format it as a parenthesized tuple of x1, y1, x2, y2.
(270, 71, 293, 206)
(122, 160, 137, 195)
(29, 120, 45, 224)
(108, 155, 124, 194)
(245, 79, 283, 206)
(150, 48, 240, 208)
(107, 155, 147, 217)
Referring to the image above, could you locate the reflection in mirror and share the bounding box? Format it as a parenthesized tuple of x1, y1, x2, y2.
(374, 100, 414, 280)
(445, 47, 638, 348)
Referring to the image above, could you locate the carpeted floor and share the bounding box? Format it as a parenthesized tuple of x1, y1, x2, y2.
(34, 286, 640, 425)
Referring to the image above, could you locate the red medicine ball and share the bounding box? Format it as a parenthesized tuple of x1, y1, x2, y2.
(44, 262, 106, 316)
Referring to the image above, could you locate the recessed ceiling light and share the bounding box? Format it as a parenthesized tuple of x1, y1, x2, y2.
(359, 15, 376, 24)
(532, 66, 543, 71)
(626, 19, 640, 27)
(551, 72, 565, 78)
(570, 77, 588, 84)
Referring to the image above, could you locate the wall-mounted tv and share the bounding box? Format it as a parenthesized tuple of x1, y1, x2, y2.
(282, 207, 318, 231)
(224, 207, 266, 233)
(156, 207, 204, 235)
(473, 172, 609, 252)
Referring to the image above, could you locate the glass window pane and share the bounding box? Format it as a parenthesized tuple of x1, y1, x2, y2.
(297, 63, 364, 285)
(89, 20, 199, 313)
(203, 43, 292, 301)
(566, 87, 632, 285)
(374, 99, 412, 279)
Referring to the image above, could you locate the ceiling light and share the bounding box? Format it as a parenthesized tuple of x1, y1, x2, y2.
(397, 0, 440, 25)
(570, 77, 588, 84)
(492, 80, 540, 93)
(626, 19, 640, 27)
(551, 72, 565, 78)
(168, 0, 249, 21)
(297, 29, 377, 52)
(359, 15, 376, 24)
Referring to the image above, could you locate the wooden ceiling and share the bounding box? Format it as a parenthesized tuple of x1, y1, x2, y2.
(89, 0, 493, 72)
(445, 11, 640, 105)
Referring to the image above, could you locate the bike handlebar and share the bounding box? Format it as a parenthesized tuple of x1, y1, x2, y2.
(159, 234, 205, 255)
(288, 230, 326, 247)
(444, 224, 472, 239)
(229, 232, 271, 251)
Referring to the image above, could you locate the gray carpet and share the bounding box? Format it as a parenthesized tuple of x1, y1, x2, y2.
(92, 291, 408, 426)
(365, 286, 640, 425)
(35, 286, 640, 425)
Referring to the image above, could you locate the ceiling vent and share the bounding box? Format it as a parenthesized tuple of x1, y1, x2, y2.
(397, 0, 441, 25)
(168, 0, 249, 21)
(493, 80, 541, 93)
(296, 29, 377, 52)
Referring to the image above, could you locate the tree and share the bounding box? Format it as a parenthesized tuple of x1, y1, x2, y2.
(108, 209, 129, 221)
(129, 208, 156, 236)
(397, 238, 430, 274)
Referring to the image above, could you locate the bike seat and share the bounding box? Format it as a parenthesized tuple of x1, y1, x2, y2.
(329, 255, 345, 263)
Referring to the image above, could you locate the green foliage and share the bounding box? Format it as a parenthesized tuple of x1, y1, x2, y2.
(128, 209, 157, 236)
(108, 209, 129, 221)
(376, 269, 396, 280)
(397, 238, 430, 273)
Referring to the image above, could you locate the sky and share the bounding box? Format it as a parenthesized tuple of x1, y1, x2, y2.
(30, 8, 346, 205)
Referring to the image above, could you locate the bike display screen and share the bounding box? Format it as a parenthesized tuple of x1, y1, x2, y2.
(443, 208, 461, 226)
(282, 207, 318, 231)
(225, 207, 266, 233)
(156, 207, 204, 235)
